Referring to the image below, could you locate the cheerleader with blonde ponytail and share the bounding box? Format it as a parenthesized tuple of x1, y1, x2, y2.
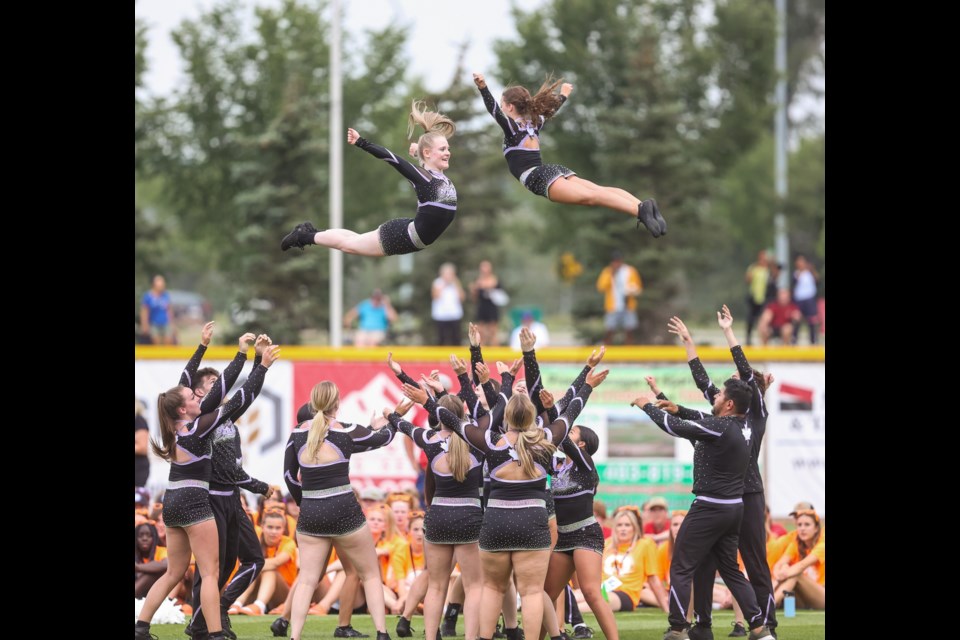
(283, 379, 413, 640)
(280, 101, 458, 258)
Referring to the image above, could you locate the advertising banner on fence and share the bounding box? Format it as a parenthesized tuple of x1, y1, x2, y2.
(135, 356, 823, 516)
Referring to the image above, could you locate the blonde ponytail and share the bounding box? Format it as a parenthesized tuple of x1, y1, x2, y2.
(305, 381, 340, 462)
(408, 100, 456, 168)
(437, 395, 470, 483)
(504, 394, 555, 478)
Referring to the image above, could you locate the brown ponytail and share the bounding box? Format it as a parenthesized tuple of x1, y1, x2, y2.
(152, 386, 186, 461)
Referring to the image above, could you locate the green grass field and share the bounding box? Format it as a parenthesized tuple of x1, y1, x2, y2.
(143, 610, 825, 639)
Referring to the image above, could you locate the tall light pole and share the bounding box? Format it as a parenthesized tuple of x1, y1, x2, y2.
(774, 0, 789, 286)
(329, 0, 343, 346)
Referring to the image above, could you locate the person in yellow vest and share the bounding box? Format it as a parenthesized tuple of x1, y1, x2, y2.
(595, 251, 643, 345)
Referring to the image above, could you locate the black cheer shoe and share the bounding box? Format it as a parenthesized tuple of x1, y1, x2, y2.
(281, 221, 320, 251)
(637, 199, 666, 238)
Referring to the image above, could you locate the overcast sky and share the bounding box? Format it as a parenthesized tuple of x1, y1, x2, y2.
(137, 0, 822, 127)
(136, 0, 548, 96)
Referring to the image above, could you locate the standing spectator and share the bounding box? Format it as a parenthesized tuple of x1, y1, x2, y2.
(744, 250, 770, 346)
(792, 255, 820, 345)
(140, 274, 175, 345)
(431, 262, 465, 345)
(344, 289, 398, 347)
(509, 312, 550, 350)
(757, 289, 802, 346)
(135, 398, 150, 488)
(470, 260, 504, 346)
(595, 251, 642, 345)
(765, 261, 783, 305)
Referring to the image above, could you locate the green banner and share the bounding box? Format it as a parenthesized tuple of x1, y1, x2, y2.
(595, 461, 693, 485)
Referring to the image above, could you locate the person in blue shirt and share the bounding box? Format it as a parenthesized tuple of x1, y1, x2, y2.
(344, 289, 398, 346)
(140, 275, 174, 345)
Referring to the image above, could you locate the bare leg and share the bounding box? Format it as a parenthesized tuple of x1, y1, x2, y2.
(456, 543, 483, 640)
(335, 524, 390, 633)
(546, 177, 642, 218)
(502, 578, 519, 628)
(793, 574, 825, 610)
(479, 551, 513, 639)
(541, 591, 561, 638)
(512, 550, 552, 640)
(312, 229, 386, 257)
(402, 570, 430, 619)
(290, 533, 334, 640)
(573, 550, 618, 640)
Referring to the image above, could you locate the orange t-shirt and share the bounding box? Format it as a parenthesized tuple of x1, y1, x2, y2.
(377, 534, 411, 591)
(601, 538, 660, 606)
(781, 537, 825, 586)
(657, 543, 672, 585)
(398, 545, 426, 589)
(140, 546, 168, 563)
(265, 535, 299, 587)
(767, 530, 794, 571)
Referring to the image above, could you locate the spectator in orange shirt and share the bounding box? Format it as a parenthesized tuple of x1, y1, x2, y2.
(232, 511, 298, 616)
(135, 522, 168, 598)
(389, 493, 416, 539)
(397, 511, 428, 619)
(773, 510, 824, 609)
(579, 508, 668, 614)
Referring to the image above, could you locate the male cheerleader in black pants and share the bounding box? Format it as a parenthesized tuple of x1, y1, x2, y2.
(631, 379, 774, 640)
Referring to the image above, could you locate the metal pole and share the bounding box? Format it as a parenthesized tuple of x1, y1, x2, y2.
(329, 0, 343, 347)
(774, 0, 789, 288)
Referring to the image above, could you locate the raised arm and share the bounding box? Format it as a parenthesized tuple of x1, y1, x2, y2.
(179, 321, 215, 389)
(519, 327, 547, 414)
(193, 345, 280, 439)
(544, 368, 607, 446)
(404, 384, 490, 454)
(718, 304, 767, 418)
(198, 332, 256, 414)
(669, 317, 720, 403)
(348, 413, 400, 452)
(349, 127, 430, 185)
(386, 399, 432, 448)
(473, 72, 515, 137)
(631, 393, 724, 442)
(555, 346, 606, 416)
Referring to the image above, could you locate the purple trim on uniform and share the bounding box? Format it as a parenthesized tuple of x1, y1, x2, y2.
(422, 430, 446, 445)
(695, 495, 743, 505)
(430, 454, 482, 477)
(209, 489, 236, 496)
(490, 460, 548, 482)
(670, 586, 687, 617)
(503, 143, 541, 155)
(486, 428, 509, 450)
(297, 442, 348, 468)
(553, 489, 595, 500)
(418, 200, 457, 210)
(663, 411, 723, 438)
(284, 470, 302, 487)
